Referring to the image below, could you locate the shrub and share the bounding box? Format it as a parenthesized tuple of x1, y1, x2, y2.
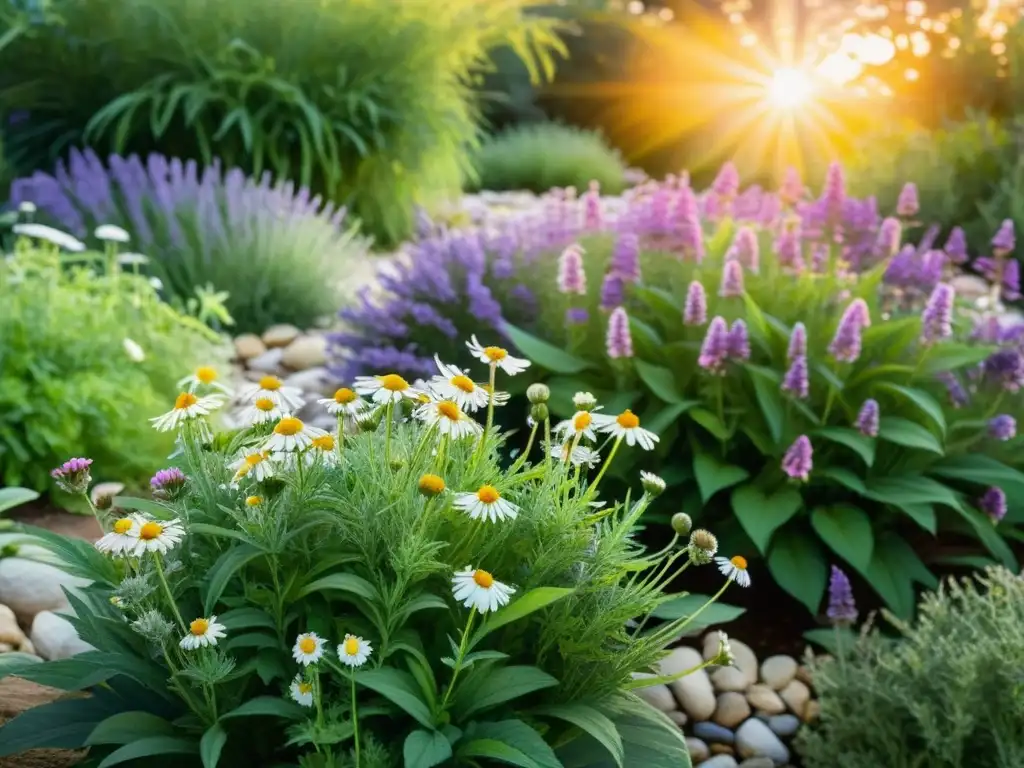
(467, 123, 628, 194)
(0, 338, 753, 767)
(335, 164, 1024, 620)
(9, 150, 369, 334)
(797, 567, 1024, 768)
(0, 0, 567, 246)
(0, 229, 223, 492)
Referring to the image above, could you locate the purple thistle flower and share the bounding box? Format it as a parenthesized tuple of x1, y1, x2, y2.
(711, 162, 740, 201)
(565, 307, 590, 327)
(828, 300, 867, 363)
(821, 162, 847, 224)
(719, 259, 745, 298)
(855, 399, 880, 437)
(976, 255, 1022, 301)
(698, 317, 731, 374)
(600, 272, 625, 311)
(610, 233, 641, 283)
(989, 414, 1017, 441)
(781, 355, 809, 399)
(779, 166, 803, 206)
(875, 216, 902, 258)
(676, 185, 705, 263)
(584, 181, 603, 230)
(895, 182, 919, 218)
(683, 280, 708, 326)
(151, 467, 187, 500)
(51, 457, 93, 495)
(728, 319, 750, 361)
(979, 486, 1007, 523)
(920, 283, 955, 344)
(787, 323, 807, 362)
(606, 306, 633, 359)
(557, 243, 587, 295)
(730, 227, 760, 273)
(826, 565, 858, 625)
(782, 435, 813, 482)
(992, 218, 1016, 254)
(944, 226, 968, 264)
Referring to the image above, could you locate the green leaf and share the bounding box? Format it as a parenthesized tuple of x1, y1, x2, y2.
(813, 427, 876, 467)
(110, 496, 175, 517)
(0, 487, 38, 515)
(458, 739, 540, 767)
(730, 485, 803, 555)
(404, 729, 453, 768)
(864, 475, 964, 511)
(803, 627, 857, 656)
(201, 724, 228, 768)
(810, 504, 874, 574)
(819, 467, 868, 496)
(693, 453, 750, 503)
(741, 292, 769, 344)
(218, 607, 277, 631)
(689, 409, 732, 441)
(0, 696, 121, 756)
(457, 666, 559, 720)
(188, 523, 256, 546)
(767, 528, 828, 614)
(86, 711, 175, 745)
(634, 360, 683, 404)
(296, 572, 378, 601)
(474, 587, 573, 643)
(876, 384, 946, 435)
(356, 668, 434, 729)
(203, 543, 264, 615)
(748, 369, 784, 445)
(459, 720, 561, 768)
(877, 417, 943, 454)
(929, 454, 1024, 491)
(865, 533, 927, 618)
(0, 651, 42, 679)
(897, 504, 937, 534)
(220, 696, 305, 721)
(504, 323, 592, 374)
(644, 401, 700, 436)
(813, 362, 845, 393)
(98, 736, 199, 767)
(953, 506, 1017, 570)
(650, 594, 746, 632)
(918, 342, 996, 375)
(535, 703, 624, 768)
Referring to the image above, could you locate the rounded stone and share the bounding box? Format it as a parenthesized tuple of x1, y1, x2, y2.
(0, 558, 89, 624)
(281, 335, 327, 370)
(686, 737, 710, 763)
(795, 664, 814, 687)
(0, 604, 26, 647)
(713, 692, 751, 728)
(661, 646, 716, 720)
(261, 323, 301, 348)
(233, 333, 267, 360)
(711, 665, 750, 693)
(285, 367, 333, 397)
(779, 680, 811, 715)
(767, 713, 801, 738)
(746, 684, 786, 715)
(30, 611, 93, 661)
(760, 655, 798, 690)
(802, 699, 821, 723)
(700, 756, 739, 768)
(729, 639, 759, 686)
(667, 710, 689, 727)
(693, 721, 734, 745)
(631, 674, 677, 713)
(739, 759, 776, 768)
(247, 347, 285, 374)
(736, 718, 790, 763)
(711, 744, 736, 755)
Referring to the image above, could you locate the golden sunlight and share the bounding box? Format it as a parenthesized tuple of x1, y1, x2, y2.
(766, 67, 814, 108)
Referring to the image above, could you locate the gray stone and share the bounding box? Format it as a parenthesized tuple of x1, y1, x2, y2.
(713, 691, 751, 728)
(30, 610, 93, 660)
(686, 737, 709, 763)
(90, 482, 124, 506)
(0, 558, 89, 624)
(736, 718, 790, 763)
(779, 680, 810, 715)
(767, 714, 801, 738)
(667, 710, 689, 727)
(693, 721, 734, 745)
(739, 759, 776, 768)
(281, 334, 327, 370)
(285, 367, 333, 396)
(247, 347, 284, 374)
(760, 655, 798, 690)
(729, 639, 759, 686)
(710, 744, 735, 756)
(711, 664, 749, 692)
(700, 756, 739, 768)
(631, 674, 677, 713)
(262, 323, 301, 348)
(234, 333, 267, 360)
(661, 646, 716, 720)
(0, 604, 26, 648)
(746, 684, 786, 715)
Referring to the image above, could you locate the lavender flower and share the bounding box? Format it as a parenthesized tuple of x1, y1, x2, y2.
(676, 185, 705, 263)
(775, 227, 803, 271)
(151, 467, 187, 500)
(583, 181, 603, 230)
(828, 300, 867, 363)
(600, 272, 625, 311)
(937, 371, 971, 407)
(920, 283, 954, 344)
(610, 233, 641, 283)
(810, 243, 828, 273)
(779, 166, 803, 206)
(787, 323, 807, 362)
(711, 162, 740, 201)
(988, 414, 1017, 441)
(1005, 259, 1022, 301)
(875, 216, 902, 258)
(565, 307, 590, 327)
(51, 457, 93, 495)
(730, 227, 760, 273)
(683, 280, 708, 326)
(698, 317, 731, 374)
(992, 218, 1016, 254)
(719, 259, 745, 298)
(821, 161, 846, 224)
(781, 355, 809, 399)
(979, 486, 1007, 523)
(728, 319, 750, 361)
(606, 307, 633, 359)
(782, 436, 813, 482)
(826, 566, 858, 625)
(944, 226, 968, 264)
(557, 243, 587, 295)
(982, 348, 1024, 392)
(855, 399, 880, 437)
(895, 182, 919, 218)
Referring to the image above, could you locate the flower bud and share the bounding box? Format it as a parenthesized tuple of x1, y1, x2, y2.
(389, 457, 406, 471)
(418, 474, 446, 497)
(526, 383, 550, 404)
(688, 529, 719, 565)
(573, 391, 598, 411)
(0, 544, 19, 558)
(671, 512, 693, 536)
(530, 404, 549, 422)
(93, 493, 115, 511)
(711, 630, 735, 667)
(245, 495, 262, 507)
(640, 471, 666, 497)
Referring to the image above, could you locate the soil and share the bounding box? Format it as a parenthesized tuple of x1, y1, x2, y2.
(6, 500, 101, 543)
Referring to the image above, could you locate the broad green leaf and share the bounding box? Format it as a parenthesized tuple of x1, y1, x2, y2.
(0, 651, 42, 679)
(401, 593, 449, 620)
(803, 627, 857, 656)
(203, 543, 264, 615)
(218, 607, 277, 632)
(201, 724, 228, 768)
(535, 703, 624, 768)
(629, 317, 665, 362)
(458, 739, 540, 767)
(457, 666, 559, 720)
(225, 632, 278, 651)
(86, 711, 174, 745)
(812, 427, 875, 467)
(296, 572, 378, 601)
(634, 360, 683, 404)
(110, 496, 175, 517)
(692, 453, 749, 503)
(929, 454, 1024, 491)
(689, 408, 732, 441)
(4, 655, 109, 690)
(644, 401, 700, 435)
(474, 587, 573, 642)
(188, 522, 256, 546)
(813, 362, 845, 393)
(897, 504, 937, 534)
(747, 368, 784, 445)
(650, 594, 746, 632)
(918, 342, 996, 375)
(220, 696, 305, 721)
(356, 668, 434, 729)
(0, 487, 38, 515)
(98, 736, 199, 768)
(819, 467, 868, 496)
(810, 505, 874, 574)
(504, 323, 592, 374)
(931, 554, 999, 568)
(865, 533, 927, 618)
(876, 383, 946, 435)
(864, 475, 963, 511)
(0, 696, 120, 756)
(877, 417, 943, 454)
(953, 506, 1017, 570)
(767, 528, 828, 614)
(404, 729, 453, 768)
(730, 485, 803, 554)
(741, 292, 769, 344)
(459, 719, 561, 768)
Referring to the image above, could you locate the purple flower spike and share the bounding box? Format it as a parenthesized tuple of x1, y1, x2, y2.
(989, 414, 1017, 441)
(811, 243, 828, 273)
(719, 259, 745, 298)
(698, 317, 730, 374)
(1004, 259, 1021, 301)
(584, 181, 603, 230)
(606, 306, 633, 359)
(712, 162, 740, 201)
(875, 216, 902, 258)
(51, 457, 93, 495)
(731, 227, 760, 273)
(979, 486, 1007, 523)
(828, 300, 868, 363)
(781, 355, 809, 399)
(599, 272, 625, 310)
(826, 566, 858, 625)
(775, 227, 803, 271)
(779, 166, 803, 206)
(787, 323, 807, 362)
(921, 283, 955, 344)
(992, 219, 1016, 254)
(938, 371, 971, 407)
(896, 182, 919, 218)
(565, 307, 589, 327)
(855, 399, 880, 437)
(821, 161, 847, 223)
(151, 467, 187, 500)
(983, 348, 1024, 393)
(683, 280, 708, 326)
(728, 319, 750, 361)
(944, 226, 968, 264)
(782, 435, 813, 482)
(610, 233, 641, 283)
(557, 243, 587, 295)
(676, 185, 705, 263)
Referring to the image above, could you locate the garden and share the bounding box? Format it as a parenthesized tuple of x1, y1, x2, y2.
(2, 0, 1024, 767)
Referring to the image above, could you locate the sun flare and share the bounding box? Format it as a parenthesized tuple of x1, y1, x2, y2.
(767, 67, 814, 108)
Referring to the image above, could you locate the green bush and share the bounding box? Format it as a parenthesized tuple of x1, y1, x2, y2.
(0, 231, 224, 492)
(468, 123, 628, 194)
(0, 0, 567, 247)
(797, 567, 1024, 768)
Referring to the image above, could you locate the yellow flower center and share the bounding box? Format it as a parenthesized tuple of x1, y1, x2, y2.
(139, 521, 163, 540)
(379, 374, 410, 392)
(333, 387, 357, 404)
(299, 636, 317, 654)
(477, 485, 500, 504)
(259, 375, 282, 391)
(245, 453, 265, 466)
(418, 473, 445, 496)
(451, 375, 475, 393)
(437, 401, 461, 422)
(574, 412, 592, 431)
(275, 417, 304, 436)
(196, 366, 217, 384)
(616, 409, 640, 429)
(730, 555, 748, 570)
(255, 397, 276, 412)
(190, 618, 209, 636)
(473, 569, 495, 588)
(312, 435, 336, 451)
(344, 637, 360, 656)
(113, 518, 133, 535)
(175, 392, 198, 410)
(246, 496, 262, 507)
(298, 681, 313, 694)
(484, 346, 507, 362)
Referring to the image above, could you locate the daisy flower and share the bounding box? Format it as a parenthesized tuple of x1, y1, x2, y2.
(337, 634, 373, 667)
(453, 485, 519, 523)
(554, 409, 601, 441)
(317, 387, 368, 417)
(353, 373, 421, 405)
(289, 675, 314, 707)
(451, 567, 516, 614)
(95, 516, 138, 556)
(179, 616, 226, 650)
(12, 223, 86, 252)
(245, 495, 262, 507)
(593, 409, 659, 450)
(550, 443, 601, 469)
(307, 434, 340, 465)
(229, 451, 276, 482)
(150, 392, 224, 433)
(238, 375, 305, 411)
(177, 366, 232, 395)
(127, 516, 186, 556)
(414, 399, 483, 440)
(239, 396, 285, 426)
(466, 335, 530, 376)
(428, 355, 491, 411)
(716, 555, 752, 588)
(292, 632, 326, 666)
(262, 417, 327, 454)
(95, 224, 131, 243)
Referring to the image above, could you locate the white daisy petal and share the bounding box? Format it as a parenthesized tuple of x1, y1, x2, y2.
(353, 374, 422, 405)
(414, 399, 482, 440)
(290, 675, 314, 707)
(592, 409, 659, 451)
(179, 616, 227, 650)
(453, 487, 519, 523)
(451, 567, 516, 614)
(125, 515, 185, 556)
(337, 634, 373, 668)
(317, 387, 369, 416)
(715, 555, 752, 588)
(465, 335, 531, 376)
(261, 417, 327, 454)
(95, 516, 140, 556)
(292, 632, 326, 666)
(238, 375, 306, 411)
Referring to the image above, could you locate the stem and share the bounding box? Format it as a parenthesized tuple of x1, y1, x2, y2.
(543, 418, 552, 473)
(509, 421, 539, 474)
(82, 493, 107, 534)
(204, 682, 218, 721)
(589, 436, 623, 495)
(153, 554, 187, 632)
(648, 578, 732, 649)
(715, 379, 726, 454)
(384, 401, 394, 467)
(351, 668, 361, 768)
(440, 609, 477, 711)
(313, 666, 324, 728)
(472, 363, 498, 469)
(337, 414, 345, 455)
